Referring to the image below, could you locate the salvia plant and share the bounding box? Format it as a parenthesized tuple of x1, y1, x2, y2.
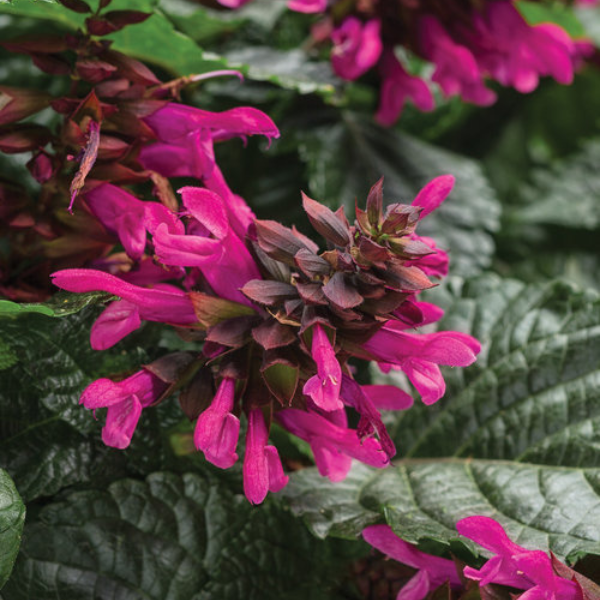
(1, 0, 600, 598)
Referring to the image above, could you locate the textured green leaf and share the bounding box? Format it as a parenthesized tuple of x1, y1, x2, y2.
(387, 275, 600, 466)
(0, 469, 25, 590)
(513, 139, 600, 230)
(4, 471, 347, 599)
(225, 47, 337, 97)
(297, 112, 500, 276)
(284, 460, 600, 562)
(0, 308, 157, 501)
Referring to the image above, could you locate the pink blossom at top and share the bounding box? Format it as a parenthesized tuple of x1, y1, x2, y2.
(463, 1, 575, 94)
(376, 49, 434, 126)
(457, 517, 581, 600)
(243, 408, 289, 504)
(330, 18, 383, 81)
(419, 15, 497, 106)
(302, 324, 343, 412)
(140, 105, 278, 237)
(81, 369, 169, 449)
(362, 525, 462, 600)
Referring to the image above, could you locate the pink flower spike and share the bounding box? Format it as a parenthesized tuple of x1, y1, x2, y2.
(51, 268, 197, 326)
(287, 0, 327, 12)
(363, 525, 462, 600)
(303, 324, 343, 412)
(243, 408, 289, 504)
(331, 18, 383, 81)
(412, 175, 455, 219)
(194, 377, 240, 469)
(81, 369, 169, 449)
(90, 299, 141, 350)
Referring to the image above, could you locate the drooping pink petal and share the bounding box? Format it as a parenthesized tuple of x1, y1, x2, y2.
(362, 524, 462, 600)
(277, 408, 390, 477)
(90, 299, 141, 350)
(194, 377, 240, 469)
(102, 394, 143, 449)
(243, 408, 289, 504)
(376, 49, 434, 126)
(302, 324, 343, 411)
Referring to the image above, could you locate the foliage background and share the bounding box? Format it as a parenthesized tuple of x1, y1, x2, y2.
(1, 0, 600, 597)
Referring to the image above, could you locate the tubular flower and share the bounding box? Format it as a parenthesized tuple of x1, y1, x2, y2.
(457, 517, 582, 600)
(217, 0, 596, 125)
(363, 520, 595, 600)
(52, 176, 480, 503)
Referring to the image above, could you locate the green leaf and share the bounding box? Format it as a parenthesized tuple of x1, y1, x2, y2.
(388, 275, 600, 466)
(0, 308, 157, 501)
(513, 139, 600, 230)
(0, 0, 226, 76)
(0, 292, 113, 320)
(0, 300, 54, 318)
(297, 111, 501, 276)
(517, 1, 585, 37)
(0, 469, 25, 590)
(4, 471, 348, 599)
(225, 47, 337, 98)
(284, 459, 600, 562)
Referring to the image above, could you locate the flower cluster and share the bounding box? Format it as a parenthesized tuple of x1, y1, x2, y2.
(52, 176, 480, 504)
(0, 0, 277, 301)
(217, 0, 595, 126)
(363, 517, 596, 600)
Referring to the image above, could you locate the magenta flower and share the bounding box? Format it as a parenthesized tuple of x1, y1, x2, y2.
(362, 525, 462, 600)
(84, 183, 183, 260)
(376, 49, 434, 126)
(194, 377, 240, 469)
(364, 327, 481, 405)
(81, 369, 169, 449)
(419, 15, 496, 106)
(330, 17, 382, 81)
(56, 176, 481, 503)
(153, 187, 261, 306)
(243, 408, 289, 504)
(277, 408, 390, 482)
(457, 517, 580, 600)
(51, 268, 197, 333)
(302, 324, 343, 412)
